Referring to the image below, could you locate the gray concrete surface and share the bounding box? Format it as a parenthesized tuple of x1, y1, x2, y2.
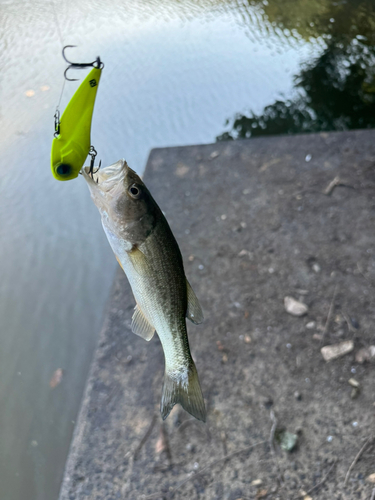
(59, 131, 375, 500)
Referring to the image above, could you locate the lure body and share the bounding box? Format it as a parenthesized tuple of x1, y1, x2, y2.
(51, 67, 102, 181)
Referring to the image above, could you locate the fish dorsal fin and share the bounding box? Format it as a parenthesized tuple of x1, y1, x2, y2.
(186, 280, 204, 324)
(131, 305, 155, 341)
(128, 246, 150, 276)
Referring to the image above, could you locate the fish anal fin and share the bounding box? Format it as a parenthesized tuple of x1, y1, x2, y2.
(186, 280, 204, 324)
(131, 305, 155, 341)
(161, 362, 206, 422)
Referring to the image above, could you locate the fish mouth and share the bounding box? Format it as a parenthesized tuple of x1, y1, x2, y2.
(81, 159, 127, 192)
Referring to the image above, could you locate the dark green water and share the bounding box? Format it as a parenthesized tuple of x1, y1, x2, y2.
(217, 0, 375, 140)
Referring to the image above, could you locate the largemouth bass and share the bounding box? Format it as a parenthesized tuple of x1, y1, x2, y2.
(82, 160, 206, 422)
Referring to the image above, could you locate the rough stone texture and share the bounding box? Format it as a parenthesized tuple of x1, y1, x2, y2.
(59, 130, 375, 500)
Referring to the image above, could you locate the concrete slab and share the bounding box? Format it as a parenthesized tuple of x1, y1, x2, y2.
(59, 130, 375, 500)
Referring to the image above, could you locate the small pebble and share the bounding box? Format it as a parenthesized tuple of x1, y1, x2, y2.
(355, 346, 375, 363)
(305, 154, 312, 162)
(348, 378, 360, 388)
(284, 296, 309, 316)
(244, 334, 251, 343)
(351, 387, 360, 399)
(352, 421, 358, 427)
(321, 340, 354, 362)
(312, 263, 321, 273)
(278, 430, 298, 451)
(327, 436, 333, 442)
(216, 341, 224, 351)
(294, 391, 302, 401)
(306, 321, 316, 329)
(366, 473, 375, 484)
(251, 479, 262, 486)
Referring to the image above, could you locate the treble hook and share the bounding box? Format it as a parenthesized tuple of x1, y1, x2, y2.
(62, 45, 104, 82)
(88, 146, 101, 181)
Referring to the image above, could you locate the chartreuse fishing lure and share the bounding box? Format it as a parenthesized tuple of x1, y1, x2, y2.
(51, 46, 103, 181)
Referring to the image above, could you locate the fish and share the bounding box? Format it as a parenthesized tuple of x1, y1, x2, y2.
(82, 159, 206, 422)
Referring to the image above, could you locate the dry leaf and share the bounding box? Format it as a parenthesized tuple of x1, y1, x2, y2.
(49, 368, 63, 388)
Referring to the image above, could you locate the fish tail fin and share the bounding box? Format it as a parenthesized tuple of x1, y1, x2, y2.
(161, 362, 206, 422)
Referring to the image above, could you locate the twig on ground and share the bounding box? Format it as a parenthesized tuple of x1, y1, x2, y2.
(220, 430, 228, 456)
(160, 423, 173, 465)
(177, 418, 205, 434)
(342, 311, 357, 333)
(344, 436, 373, 487)
(320, 285, 337, 346)
(143, 440, 267, 500)
(370, 486, 375, 500)
(269, 410, 284, 488)
(269, 410, 277, 455)
(357, 263, 375, 288)
(133, 414, 157, 460)
(293, 458, 337, 499)
(323, 176, 341, 195)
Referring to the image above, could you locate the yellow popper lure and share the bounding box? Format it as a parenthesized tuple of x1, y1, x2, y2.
(51, 46, 104, 181)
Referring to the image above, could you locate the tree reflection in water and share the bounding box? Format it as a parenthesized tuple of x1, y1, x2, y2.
(218, 0, 375, 140)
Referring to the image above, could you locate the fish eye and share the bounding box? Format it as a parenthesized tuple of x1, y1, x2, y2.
(56, 164, 71, 176)
(129, 184, 141, 198)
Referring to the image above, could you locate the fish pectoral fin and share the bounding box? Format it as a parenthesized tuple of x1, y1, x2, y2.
(186, 279, 204, 324)
(131, 305, 155, 341)
(128, 246, 150, 276)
